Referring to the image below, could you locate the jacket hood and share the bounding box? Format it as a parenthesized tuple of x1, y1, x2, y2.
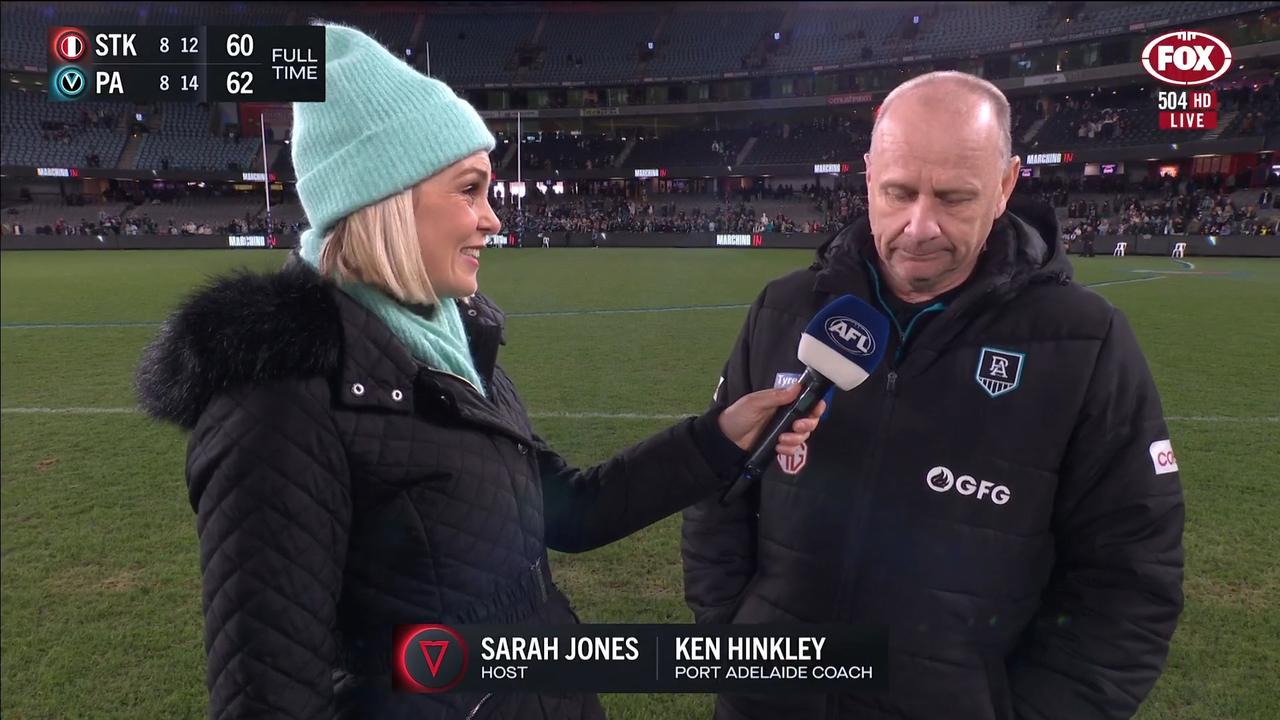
(135, 261, 508, 430)
(135, 265, 344, 430)
(812, 196, 1070, 294)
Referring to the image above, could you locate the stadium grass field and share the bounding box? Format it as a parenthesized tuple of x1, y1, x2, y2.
(2, 248, 1277, 719)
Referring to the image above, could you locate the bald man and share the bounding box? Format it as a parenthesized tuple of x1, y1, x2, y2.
(682, 72, 1184, 720)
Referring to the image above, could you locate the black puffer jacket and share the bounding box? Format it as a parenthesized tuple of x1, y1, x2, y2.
(682, 201, 1185, 719)
(136, 261, 744, 719)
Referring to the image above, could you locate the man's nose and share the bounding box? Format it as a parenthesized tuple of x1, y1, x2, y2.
(905, 198, 942, 241)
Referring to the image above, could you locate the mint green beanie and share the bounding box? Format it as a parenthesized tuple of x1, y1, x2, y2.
(292, 23, 496, 242)
(291, 23, 495, 397)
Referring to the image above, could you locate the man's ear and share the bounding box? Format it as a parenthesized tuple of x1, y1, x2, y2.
(995, 155, 1021, 218)
(863, 152, 873, 189)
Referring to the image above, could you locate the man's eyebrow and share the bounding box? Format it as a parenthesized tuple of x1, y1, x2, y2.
(880, 181, 917, 192)
(936, 188, 979, 198)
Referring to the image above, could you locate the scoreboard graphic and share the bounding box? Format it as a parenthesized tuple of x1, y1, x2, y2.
(47, 26, 326, 102)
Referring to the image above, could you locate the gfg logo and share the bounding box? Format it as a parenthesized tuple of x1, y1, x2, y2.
(825, 316, 875, 356)
(925, 465, 1011, 506)
(1141, 31, 1232, 86)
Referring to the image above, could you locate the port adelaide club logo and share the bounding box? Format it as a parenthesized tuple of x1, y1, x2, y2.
(975, 347, 1025, 398)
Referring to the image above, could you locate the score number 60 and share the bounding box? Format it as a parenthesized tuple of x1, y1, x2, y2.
(225, 34, 255, 95)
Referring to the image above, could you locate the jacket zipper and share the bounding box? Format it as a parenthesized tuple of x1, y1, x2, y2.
(532, 557, 548, 602)
(834, 368, 898, 617)
(466, 693, 495, 720)
(425, 366, 485, 399)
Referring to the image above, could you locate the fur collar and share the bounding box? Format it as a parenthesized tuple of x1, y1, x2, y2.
(135, 265, 344, 429)
(135, 262, 508, 430)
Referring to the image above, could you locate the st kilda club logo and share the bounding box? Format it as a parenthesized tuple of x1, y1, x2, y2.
(393, 625, 469, 693)
(53, 29, 88, 62)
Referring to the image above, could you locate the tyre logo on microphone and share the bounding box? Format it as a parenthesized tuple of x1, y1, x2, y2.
(825, 316, 875, 356)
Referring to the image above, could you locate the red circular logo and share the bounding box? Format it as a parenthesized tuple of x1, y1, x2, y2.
(393, 624, 469, 693)
(1141, 31, 1232, 86)
(55, 30, 88, 62)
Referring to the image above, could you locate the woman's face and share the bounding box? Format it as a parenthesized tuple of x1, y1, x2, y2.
(412, 151, 500, 299)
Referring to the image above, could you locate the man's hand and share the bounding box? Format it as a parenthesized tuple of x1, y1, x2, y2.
(717, 382, 827, 454)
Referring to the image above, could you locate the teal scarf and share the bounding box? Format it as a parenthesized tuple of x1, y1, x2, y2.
(298, 228, 486, 395)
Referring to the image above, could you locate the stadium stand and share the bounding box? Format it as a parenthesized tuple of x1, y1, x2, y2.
(518, 133, 628, 171)
(418, 12, 540, 86)
(642, 9, 785, 78)
(0, 89, 131, 167)
(4, 0, 1278, 243)
(744, 116, 872, 165)
(0, 202, 130, 233)
(624, 128, 753, 168)
(3, 1, 1276, 83)
(527, 10, 659, 84)
(770, 6, 904, 72)
(134, 103, 262, 171)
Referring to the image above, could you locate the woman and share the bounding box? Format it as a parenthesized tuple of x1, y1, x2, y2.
(135, 25, 821, 720)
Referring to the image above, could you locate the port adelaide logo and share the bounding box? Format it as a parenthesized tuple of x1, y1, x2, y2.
(975, 347, 1025, 398)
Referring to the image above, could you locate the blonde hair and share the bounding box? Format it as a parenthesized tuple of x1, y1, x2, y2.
(317, 188, 437, 305)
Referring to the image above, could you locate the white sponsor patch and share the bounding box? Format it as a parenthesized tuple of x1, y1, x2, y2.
(773, 373, 809, 474)
(925, 465, 1010, 505)
(1149, 439, 1179, 475)
(778, 442, 808, 475)
(773, 372, 802, 389)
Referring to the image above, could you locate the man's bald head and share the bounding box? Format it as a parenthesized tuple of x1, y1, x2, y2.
(871, 71, 1013, 168)
(862, 71, 1022, 304)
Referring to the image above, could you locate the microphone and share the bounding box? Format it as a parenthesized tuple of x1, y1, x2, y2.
(722, 294, 890, 503)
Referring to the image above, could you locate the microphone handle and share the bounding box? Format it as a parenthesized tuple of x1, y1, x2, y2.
(721, 368, 831, 504)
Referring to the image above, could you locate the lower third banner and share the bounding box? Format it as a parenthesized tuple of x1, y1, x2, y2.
(392, 624, 887, 694)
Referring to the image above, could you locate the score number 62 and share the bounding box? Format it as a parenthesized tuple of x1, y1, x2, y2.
(226, 71, 254, 95)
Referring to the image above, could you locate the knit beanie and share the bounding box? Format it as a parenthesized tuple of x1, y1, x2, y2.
(292, 23, 495, 241)
(291, 23, 494, 396)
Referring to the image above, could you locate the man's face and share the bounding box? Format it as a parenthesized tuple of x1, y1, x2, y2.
(865, 91, 1020, 300)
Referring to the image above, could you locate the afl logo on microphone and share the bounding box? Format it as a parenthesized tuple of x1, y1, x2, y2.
(1141, 31, 1232, 86)
(825, 316, 875, 356)
(393, 624, 469, 693)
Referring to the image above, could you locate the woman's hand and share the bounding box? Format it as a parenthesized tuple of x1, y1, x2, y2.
(717, 382, 828, 454)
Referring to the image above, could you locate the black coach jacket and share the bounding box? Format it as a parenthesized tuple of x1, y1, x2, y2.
(682, 200, 1185, 720)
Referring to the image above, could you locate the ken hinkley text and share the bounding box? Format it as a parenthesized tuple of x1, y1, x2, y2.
(677, 636, 826, 662)
(674, 636, 873, 681)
